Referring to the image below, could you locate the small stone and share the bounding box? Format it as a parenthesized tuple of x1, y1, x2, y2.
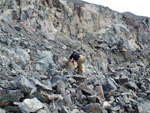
(116, 67, 126, 71)
(147, 94, 150, 100)
(146, 89, 150, 94)
(103, 101, 111, 110)
(111, 105, 121, 111)
(84, 103, 103, 113)
(60, 106, 70, 113)
(88, 95, 97, 103)
(123, 95, 130, 104)
(136, 61, 145, 67)
(34, 79, 52, 93)
(102, 78, 117, 92)
(141, 85, 147, 91)
(78, 83, 95, 95)
(125, 81, 138, 90)
(125, 104, 133, 112)
(71, 109, 81, 113)
(129, 98, 138, 105)
(64, 94, 72, 106)
(120, 75, 129, 83)
(4, 106, 21, 113)
(72, 74, 86, 80)
(137, 92, 147, 98)
(32, 91, 46, 103)
(68, 78, 76, 84)
(114, 75, 120, 82)
(41, 91, 63, 102)
(57, 81, 66, 95)
(69, 88, 76, 94)
(96, 86, 105, 99)
(105, 90, 116, 98)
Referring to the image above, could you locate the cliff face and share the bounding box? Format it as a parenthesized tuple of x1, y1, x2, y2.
(0, 0, 150, 112)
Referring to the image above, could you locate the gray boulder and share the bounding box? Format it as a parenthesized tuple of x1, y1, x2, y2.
(84, 103, 104, 113)
(14, 97, 44, 113)
(32, 91, 46, 103)
(102, 78, 117, 92)
(78, 83, 95, 95)
(125, 81, 138, 90)
(34, 50, 56, 71)
(72, 74, 86, 80)
(2, 76, 36, 94)
(0, 89, 23, 107)
(3, 106, 21, 113)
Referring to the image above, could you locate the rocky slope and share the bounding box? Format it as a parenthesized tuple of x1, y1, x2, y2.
(0, 0, 150, 113)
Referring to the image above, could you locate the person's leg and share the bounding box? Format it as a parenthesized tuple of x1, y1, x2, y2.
(77, 61, 82, 74)
(77, 55, 85, 74)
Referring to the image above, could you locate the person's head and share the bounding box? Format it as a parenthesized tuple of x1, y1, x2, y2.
(72, 50, 76, 54)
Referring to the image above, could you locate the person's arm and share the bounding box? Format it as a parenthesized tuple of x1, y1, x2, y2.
(68, 54, 73, 62)
(69, 54, 76, 63)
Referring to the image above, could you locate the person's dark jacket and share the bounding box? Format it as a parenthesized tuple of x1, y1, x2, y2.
(69, 52, 82, 61)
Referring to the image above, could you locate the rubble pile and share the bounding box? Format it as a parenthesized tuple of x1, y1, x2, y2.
(0, 0, 150, 112)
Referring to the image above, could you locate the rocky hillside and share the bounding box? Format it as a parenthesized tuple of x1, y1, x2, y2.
(0, 0, 150, 113)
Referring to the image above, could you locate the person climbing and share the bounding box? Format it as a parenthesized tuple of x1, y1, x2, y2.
(117, 39, 127, 52)
(68, 51, 86, 74)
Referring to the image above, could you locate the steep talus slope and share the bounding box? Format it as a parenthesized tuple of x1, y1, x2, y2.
(0, 0, 150, 112)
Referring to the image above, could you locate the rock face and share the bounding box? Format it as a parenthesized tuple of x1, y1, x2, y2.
(0, 0, 150, 112)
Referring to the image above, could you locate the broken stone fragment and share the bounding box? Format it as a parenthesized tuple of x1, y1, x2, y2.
(78, 83, 95, 95)
(88, 95, 97, 103)
(1, 76, 36, 94)
(140, 85, 147, 92)
(72, 74, 86, 80)
(41, 91, 63, 102)
(14, 97, 44, 113)
(0, 89, 23, 107)
(3, 106, 22, 113)
(125, 81, 138, 90)
(63, 94, 72, 106)
(56, 80, 66, 95)
(123, 95, 130, 104)
(84, 103, 103, 113)
(103, 101, 111, 110)
(102, 78, 117, 92)
(137, 92, 147, 98)
(32, 91, 46, 103)
(96, 85, 105, 100)
(34, 79, 53, 93)
(60, 106, 71, 113)
(119, 74, 129, 83)
(105, 90, 116, 98)
(111, 105, 121, 111)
